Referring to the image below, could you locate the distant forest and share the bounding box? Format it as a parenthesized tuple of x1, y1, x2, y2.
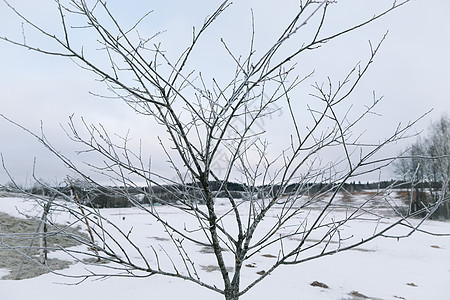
(1, 179, 423, 207)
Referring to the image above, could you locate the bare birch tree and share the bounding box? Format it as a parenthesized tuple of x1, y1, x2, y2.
(1, 1, 447, 299)
(395, 114, 450, 219)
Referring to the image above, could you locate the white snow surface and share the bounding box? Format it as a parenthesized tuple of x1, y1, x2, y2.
(1, 195, 449, 300)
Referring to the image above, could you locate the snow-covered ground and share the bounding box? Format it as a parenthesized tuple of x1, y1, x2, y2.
(1, 195, 449, 300)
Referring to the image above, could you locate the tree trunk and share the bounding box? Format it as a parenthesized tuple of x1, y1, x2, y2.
(39, 199, 53, 264)
(224, 286, 240, 300)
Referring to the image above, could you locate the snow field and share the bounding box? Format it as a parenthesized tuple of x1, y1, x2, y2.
(0, 195, 449, 300)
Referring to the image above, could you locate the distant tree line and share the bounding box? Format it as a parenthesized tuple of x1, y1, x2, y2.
(18, 180, 249, 208)
(13, 179, 415, 209)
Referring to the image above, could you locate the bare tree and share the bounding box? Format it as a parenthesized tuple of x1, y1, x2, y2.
(395, 114, 450, 219)
(1, 1, 447, 299)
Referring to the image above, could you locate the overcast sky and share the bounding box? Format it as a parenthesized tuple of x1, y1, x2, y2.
(0, 0, 449, 186)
